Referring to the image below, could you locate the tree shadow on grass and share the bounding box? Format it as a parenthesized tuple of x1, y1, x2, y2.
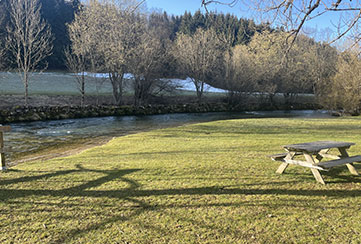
(2, 164, 361, 242)
(320, 164, 361, 184)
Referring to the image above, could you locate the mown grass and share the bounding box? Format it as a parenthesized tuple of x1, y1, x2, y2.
(1, 117, 361, 243)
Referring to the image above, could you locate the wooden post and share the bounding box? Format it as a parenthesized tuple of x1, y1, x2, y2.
(0, 126, 11, 171)
(0, 131, 5, 170)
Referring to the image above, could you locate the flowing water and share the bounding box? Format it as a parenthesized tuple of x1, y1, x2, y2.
(2, 110, 331, 163)
(3, 110, 330, 158)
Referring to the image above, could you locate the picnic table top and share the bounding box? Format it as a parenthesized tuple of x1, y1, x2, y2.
(284, 141, 355, 153)
(0, 126, 11, 132)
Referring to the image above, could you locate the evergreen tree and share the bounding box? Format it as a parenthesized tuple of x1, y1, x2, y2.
(178, 11, 193, 35)
(40, 0, 78, 69)
(176, 11, 269, 46)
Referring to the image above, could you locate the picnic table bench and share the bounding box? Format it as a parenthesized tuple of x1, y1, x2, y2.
(270, 141, 361, 184)
(0, 126, 11, 170)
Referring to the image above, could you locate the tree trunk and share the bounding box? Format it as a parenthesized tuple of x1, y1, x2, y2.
(193, 79, 203, 103)
(118, 78, 123, 105)
(109, 72, 123, 105)
(111, 80, 120, 104)
(197, 81, 204, 103)
(23, 72, 29, 107)
(134, 77, 141, 107)
(81, 73, 85, 107)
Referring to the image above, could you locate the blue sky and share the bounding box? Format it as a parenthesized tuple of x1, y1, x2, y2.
(145, 0, 248, 17)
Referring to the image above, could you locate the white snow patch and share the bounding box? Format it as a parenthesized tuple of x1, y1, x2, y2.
(76, 73, 227, 93)
(170, 77, 227, 93)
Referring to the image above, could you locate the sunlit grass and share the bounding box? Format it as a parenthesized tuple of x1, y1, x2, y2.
(1, 117, 361, 243)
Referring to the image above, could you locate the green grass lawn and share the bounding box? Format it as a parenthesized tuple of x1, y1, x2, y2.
(1, 117, 361, 243)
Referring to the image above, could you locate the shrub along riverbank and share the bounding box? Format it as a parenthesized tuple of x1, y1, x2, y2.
(1, 117, 361, 243)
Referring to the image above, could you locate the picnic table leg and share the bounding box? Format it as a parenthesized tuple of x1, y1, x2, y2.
(338, 147, 359, 176)
(276, 163, 288, 174)
(0, 132, 6, 171)
(276, 152, 295, 174)
(304, 153, 325, 184)
(315, 149, 329, 162)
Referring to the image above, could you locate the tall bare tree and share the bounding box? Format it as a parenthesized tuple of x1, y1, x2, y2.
(173, 28, 224, 102)
(128, 18, 171, 107)
(6, 0, 53, 107)
(239, 31, 330, 106)
(317, 49, 361, 114)
(245, 31, 285, 105)
(67, 0, 104, 106)
(65, 48, 87, 107)
(68, 0, 145, 105)
(222, 44, 256, 104)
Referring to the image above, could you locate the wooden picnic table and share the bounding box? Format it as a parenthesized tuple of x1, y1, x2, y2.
(270, 141, 361, 184)
(0, 126, 11, 170)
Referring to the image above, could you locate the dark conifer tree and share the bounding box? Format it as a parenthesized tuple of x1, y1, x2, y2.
(40, 0, 79, 69)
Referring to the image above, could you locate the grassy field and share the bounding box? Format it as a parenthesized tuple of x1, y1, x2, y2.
(1, 117, 361, 243)
(0, 71, 112, 95)
(0, 72, 223, 96)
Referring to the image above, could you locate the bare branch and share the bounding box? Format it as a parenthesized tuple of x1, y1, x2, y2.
(329, 10, 361, 44)
(326, 8, 361, 11)
(286, 0, 321, 46)
(204, 0, 361, 47)
(201, 0, 238, 12)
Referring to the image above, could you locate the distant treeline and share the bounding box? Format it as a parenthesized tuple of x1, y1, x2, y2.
(171, 11, 273, 44)
(0, 1, 269, 69)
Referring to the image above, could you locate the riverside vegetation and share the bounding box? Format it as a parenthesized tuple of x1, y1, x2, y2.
(1, 117, 361, 243)
(1, 0, 360, 113)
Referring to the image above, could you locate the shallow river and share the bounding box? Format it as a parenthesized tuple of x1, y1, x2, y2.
(3, 110, 331, 162)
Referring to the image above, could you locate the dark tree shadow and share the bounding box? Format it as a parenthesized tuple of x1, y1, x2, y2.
(2, 163, 361, 243)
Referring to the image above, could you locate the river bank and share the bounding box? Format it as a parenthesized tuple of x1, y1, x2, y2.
(0, 95, 319, 124)
(3, 110, 330, 165)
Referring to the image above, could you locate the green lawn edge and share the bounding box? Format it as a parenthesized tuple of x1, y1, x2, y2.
(1, 117, 361, 243)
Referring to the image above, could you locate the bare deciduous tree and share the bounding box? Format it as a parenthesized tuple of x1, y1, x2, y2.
(222, 44, 256, 104)
(239, 31, 331, 106)
(317, 49, 361, 114)
(202, 0, 361, 47)
(65, 48, 87, 107)
(129, 23, 170, 107)
(68, 0, 145, 105)
(6, 0, 53, 107)
(173, 28, 225, 102)
(245, 31, 284, 106)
